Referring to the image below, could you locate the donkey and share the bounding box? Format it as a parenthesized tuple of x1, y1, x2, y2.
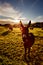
(20, 20, 35, 60)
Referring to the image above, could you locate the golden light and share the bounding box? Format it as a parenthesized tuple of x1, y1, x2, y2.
(13, 19, 20, 23)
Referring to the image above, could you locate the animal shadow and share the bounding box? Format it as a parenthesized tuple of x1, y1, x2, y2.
(1, 31, 10, 36)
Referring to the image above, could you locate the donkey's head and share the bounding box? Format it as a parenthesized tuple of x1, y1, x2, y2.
(20, 20, 31, 35)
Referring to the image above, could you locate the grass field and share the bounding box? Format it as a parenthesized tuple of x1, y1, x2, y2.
(0, 26, 43, 65)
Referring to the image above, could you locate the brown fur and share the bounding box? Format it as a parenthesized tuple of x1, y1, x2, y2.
(20, 20, 35, 59)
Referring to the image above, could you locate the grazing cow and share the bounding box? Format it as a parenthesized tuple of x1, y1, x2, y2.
(20, 20, 35, 60)
(5, 24, 13, 31)
(8, 24, 13, 31)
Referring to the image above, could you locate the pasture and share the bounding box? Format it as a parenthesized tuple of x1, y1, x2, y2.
(0, 26, 43, 65)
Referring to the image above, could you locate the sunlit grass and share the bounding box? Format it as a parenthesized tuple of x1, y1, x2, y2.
(0, 26, 43, 65)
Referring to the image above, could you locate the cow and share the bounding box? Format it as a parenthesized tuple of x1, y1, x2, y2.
(5, 24, 13, 31)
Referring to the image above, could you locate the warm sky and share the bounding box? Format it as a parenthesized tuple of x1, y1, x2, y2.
(0, 0, 43, 23)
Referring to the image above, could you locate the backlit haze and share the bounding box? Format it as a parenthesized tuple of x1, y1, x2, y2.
(0, 0, 43, 24)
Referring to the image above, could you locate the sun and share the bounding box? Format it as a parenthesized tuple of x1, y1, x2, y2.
(13, 19, 20, 23)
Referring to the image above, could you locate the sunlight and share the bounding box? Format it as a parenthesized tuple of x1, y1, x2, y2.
(13, 19, 20, 23)
(31, 20, 36, 23)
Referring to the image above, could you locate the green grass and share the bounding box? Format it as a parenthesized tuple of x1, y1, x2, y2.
(0, 26, 43, 65)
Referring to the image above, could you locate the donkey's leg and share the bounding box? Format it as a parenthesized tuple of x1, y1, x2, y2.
(28, 47, 31, 59)
(24, 47, 27, 60)
(28, 47, 30, 53)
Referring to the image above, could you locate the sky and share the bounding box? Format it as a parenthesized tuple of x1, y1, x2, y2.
(0, 0, 43, 23)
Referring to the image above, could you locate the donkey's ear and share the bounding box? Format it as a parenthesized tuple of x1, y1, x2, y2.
(27, 20, 31, 28)
(20, 20, 24, 28)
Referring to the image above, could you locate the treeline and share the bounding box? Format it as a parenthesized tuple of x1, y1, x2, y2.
(31, 22, 43, 28)
(0, 22, 43, 28)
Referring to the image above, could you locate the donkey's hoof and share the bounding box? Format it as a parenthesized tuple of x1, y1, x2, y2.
(28, 55, 31, 59)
